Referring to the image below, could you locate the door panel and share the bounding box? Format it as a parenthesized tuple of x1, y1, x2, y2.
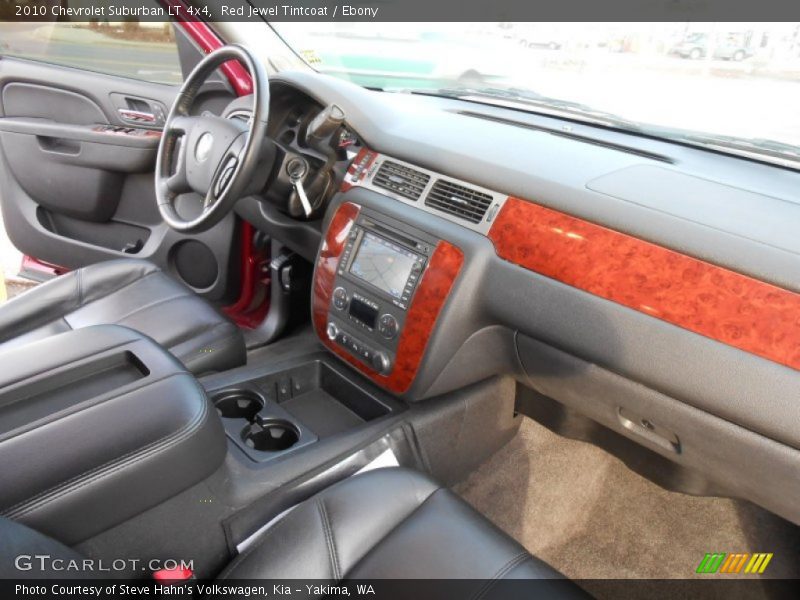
(0, 56, 237, 301)
(3, 82, 108, 123)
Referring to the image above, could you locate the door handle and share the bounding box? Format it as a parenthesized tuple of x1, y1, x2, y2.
(118, 108, 156, 124)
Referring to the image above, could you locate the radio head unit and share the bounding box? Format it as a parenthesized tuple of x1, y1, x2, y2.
(349, 232, 423, 302)
(326, 212, 437, 375)
(337, 218, 430, 311)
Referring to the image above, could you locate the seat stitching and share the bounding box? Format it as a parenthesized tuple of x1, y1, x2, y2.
(220, 472, 439, 580)
(216, 506, 297, 580)
(317, 497, 341, 580)
(83, 268, 162, 302)
(1, 377, 209, 518)
(4, 401, 207, 518)
(0, 266, 164, 343)
(161, 320, 233, 353)
(469, 551, 531, 600)
(4, 396, 207, 518)
(341, 483, 442, 578)
(108, 291, 193, 324)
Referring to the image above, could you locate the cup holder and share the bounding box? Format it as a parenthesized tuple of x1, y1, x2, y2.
(212, 389, 263, 422)
(242, 419, 300, 452)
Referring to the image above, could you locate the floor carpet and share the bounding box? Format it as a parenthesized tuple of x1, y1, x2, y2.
(455, 416, 800, 593)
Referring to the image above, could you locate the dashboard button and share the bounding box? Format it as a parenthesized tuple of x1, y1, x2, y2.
(332, 286, 348, 310)
(326, 322, 338, 341)
(371, 351, 392, 375)
(378, 313, 399, 339)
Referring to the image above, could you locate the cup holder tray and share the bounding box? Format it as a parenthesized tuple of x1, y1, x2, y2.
(213, 389, 263, 421)
(208, 360, 397, 463)
(242, 419, 300, 452)
(211, 387, 316, 462)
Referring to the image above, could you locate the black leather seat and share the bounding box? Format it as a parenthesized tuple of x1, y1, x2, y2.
(221, 468, 585, 596)
(0, 468, 585, 596)
(0, 259, 245, 374)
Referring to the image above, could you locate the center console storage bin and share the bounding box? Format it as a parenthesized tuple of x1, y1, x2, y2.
(0, 325, 225, 544)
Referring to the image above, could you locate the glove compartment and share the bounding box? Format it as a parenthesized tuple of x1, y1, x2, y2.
(515, 332, 800, 527)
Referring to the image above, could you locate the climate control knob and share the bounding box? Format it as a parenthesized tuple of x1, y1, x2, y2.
(371, 351, 392, 375)
(378, 313, 399, 339)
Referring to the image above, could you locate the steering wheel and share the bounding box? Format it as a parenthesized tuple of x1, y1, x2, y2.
(155, 44, 269, 233)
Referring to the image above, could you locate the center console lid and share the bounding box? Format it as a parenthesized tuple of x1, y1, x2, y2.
(0, 325, 225, 544)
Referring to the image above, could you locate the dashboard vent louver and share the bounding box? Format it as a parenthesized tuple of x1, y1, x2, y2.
(425, 179, 494, 224)
(372, 160, 430, 201)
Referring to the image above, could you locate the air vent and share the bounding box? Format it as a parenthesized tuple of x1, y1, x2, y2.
(372, 160, 430, 201)
(425, 179, 494, 224)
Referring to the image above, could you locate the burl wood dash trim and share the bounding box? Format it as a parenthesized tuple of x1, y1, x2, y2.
(488, 197, 800, 371)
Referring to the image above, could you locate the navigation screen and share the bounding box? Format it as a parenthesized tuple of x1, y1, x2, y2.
(349, 232, 419, 299)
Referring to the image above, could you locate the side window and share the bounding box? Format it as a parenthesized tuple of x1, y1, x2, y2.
(0, 10, 182, 85)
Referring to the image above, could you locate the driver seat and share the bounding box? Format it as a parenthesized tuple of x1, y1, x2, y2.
(0, 259, 245, 375)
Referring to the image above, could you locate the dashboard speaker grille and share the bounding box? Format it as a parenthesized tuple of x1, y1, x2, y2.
(425, 179, 494, 224)
(372, 160, 430, 201)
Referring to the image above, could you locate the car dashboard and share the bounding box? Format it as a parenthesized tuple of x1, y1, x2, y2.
(221, 68, 800, 528)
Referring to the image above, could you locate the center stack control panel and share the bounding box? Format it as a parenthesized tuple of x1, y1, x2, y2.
(324, 210, 438, 376)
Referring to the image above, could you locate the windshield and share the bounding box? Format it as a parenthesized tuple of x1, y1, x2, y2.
(272, 22, 800, 167)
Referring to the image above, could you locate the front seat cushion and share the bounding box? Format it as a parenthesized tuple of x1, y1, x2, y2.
(221, 468, 585, 596)
(0, 259, 245, 374)
(0, 469, 586, 596)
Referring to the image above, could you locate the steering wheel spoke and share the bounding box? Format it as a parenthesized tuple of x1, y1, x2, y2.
(167, 114, 197, 135)
(154, 44, 270, 233)
(166, 168, 190, 195)
(161, 135, 189, 195)
(209, 135, 247, 202)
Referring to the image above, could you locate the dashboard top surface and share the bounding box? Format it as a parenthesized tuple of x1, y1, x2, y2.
(269, 70, 800, 294)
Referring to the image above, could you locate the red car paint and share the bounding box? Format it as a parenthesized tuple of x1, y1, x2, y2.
(19, 255, 68, 280)
(162, 0, 253, 96)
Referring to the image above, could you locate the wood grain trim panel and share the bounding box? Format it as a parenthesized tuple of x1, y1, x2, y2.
(312, 202, 361, 338)
(313, 202, 464, 393)
(488, 197, 800, 371)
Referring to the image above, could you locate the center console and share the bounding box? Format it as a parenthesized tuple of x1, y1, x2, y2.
(313, 201, 464, 394)
(0, 325, 225, 544)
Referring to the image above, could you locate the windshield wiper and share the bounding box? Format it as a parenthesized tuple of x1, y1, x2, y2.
(409, 86, 644, 132)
